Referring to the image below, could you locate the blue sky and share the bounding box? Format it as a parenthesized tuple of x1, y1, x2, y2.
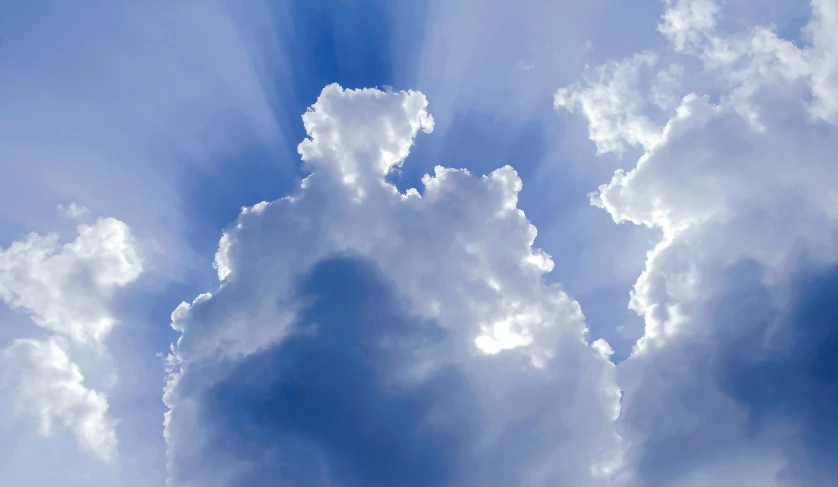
(1, 1, 837, 486)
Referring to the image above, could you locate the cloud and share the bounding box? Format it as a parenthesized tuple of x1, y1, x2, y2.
(556, 0, 838, 485)
(807, 0, 838, 123)
(658, 0, 719, 52)
(1, 337, 116, 462)
(554, 52, 663, 156)
(164, 84, 622, 486)
(0, 217, 143, 343)
(0, 213, 143, 462)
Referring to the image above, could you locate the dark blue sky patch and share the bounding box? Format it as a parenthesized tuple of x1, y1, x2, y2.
(199, 254, 476, 487)
(265, 0, 420, 155)
(716, 261, 838, 483)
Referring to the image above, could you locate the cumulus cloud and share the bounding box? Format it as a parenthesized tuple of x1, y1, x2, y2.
(554, 52, 663, 156)
(556, 0, 838, 485)
(658, 0, 719, 52)
(1, 337, 117, 461)
(0, 217, 143, 343)
(807, 0, 838, 123)
(0, 213, 143, 461)
(164, 84, 622, 486)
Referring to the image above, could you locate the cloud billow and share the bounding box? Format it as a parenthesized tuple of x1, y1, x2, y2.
(556, 0, 838, 485)
(164, 84, 621, 487)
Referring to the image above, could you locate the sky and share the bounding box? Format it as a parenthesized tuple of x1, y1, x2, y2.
(0, 0, 835, 486)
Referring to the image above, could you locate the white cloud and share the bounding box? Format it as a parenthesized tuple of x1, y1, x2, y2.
(807, 0, 838, 123)
(650, 64, 684, 110)
(658, 0, 719, 52)
(1, 337, 116, 462)
(557, 0, 838, 485)
(164, 84, 622, 486)
(554, 52, 664, 156)
(0, 217, 143, 343)
(0, 213, 143, 462)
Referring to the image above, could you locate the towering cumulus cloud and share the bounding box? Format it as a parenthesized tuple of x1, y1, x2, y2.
(164, 84, 623, 486)
(557, 0, 838, 485)
(0, 214, 143, 461)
